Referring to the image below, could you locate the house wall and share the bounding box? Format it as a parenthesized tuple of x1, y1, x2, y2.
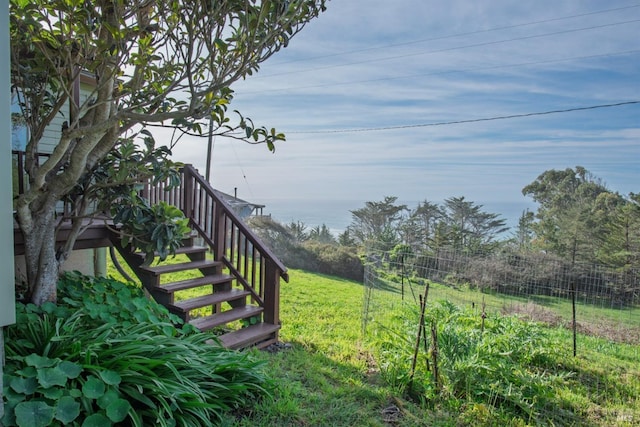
(2, 0, 16, 419)
(38, 80, 95, 154)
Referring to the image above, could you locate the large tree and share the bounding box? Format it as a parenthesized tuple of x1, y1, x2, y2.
(440, 196, 508, 254)
(348, 196, 407, 251)
(10, 0, 327, 305)
(522, 166, 610, 262)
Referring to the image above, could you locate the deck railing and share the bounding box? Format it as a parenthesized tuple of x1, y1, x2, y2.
(142, 164, 287, 326)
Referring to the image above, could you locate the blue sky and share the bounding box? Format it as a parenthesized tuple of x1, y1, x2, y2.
(166, 0, 640, 219)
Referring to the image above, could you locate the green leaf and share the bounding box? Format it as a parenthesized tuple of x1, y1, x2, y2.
(106, 398, 131, 423)
(58, 361, 82, 379)
(98, 370, 121, 386)
(14, 401, 55, 427)
(54, 396, 80, 424)
(82, 376, 106, 399)
(25, 354, 56, 369)
(42, 387, 64, 400)
(10, 377, 38, 395)
(97, 388, 120, 410)
(81, 413, 112, 427)
(37, 366, 68, 388)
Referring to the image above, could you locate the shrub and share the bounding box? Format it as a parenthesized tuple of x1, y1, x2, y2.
(300, 241, 364, 282)
(2, 273, 272, 427)
(247, 216, 364, 281)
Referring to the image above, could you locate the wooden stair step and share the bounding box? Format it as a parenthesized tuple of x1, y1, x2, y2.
(170, 289, 250, 313)
(139, 259, 221, 275)
(218, 323, 281, 350)
(156, 274, 234, 293)
(133, 245, 209, 259)
(189, 306, 263, 331)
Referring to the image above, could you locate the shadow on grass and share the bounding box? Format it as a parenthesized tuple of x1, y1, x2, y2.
(228, 340, 431, 427)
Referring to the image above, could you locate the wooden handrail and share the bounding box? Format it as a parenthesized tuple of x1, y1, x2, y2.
(143, 164, 287, 327)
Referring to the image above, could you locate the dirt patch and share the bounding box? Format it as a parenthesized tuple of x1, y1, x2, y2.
(503, 301, 640, 344)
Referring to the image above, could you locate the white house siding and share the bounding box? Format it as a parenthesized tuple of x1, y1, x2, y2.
(38, 80, 96, 154)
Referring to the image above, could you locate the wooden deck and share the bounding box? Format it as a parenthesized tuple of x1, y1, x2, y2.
(13, 218, 112, 256)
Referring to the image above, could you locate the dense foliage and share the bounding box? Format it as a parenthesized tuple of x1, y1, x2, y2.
(522, 166, 640, 269)
(2, 273, 271, 426)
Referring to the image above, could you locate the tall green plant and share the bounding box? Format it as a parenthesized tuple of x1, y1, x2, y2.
(3, 273, 272, 426)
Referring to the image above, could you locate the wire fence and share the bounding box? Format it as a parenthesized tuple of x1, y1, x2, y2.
(362, 248, 640, 345)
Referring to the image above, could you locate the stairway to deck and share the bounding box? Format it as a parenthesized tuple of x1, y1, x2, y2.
(111, 234, 280, 350)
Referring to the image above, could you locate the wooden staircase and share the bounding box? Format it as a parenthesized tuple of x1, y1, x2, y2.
(109, 165, 287, 350)
(111, 233, 280, 350)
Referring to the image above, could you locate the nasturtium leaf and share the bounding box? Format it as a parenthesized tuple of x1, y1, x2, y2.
(81, 412, 112, 427)
(16, 366, 37, 378)
(10, 376, 38, 395)
(55, 396, 80, 424)
(14, 401, 55, 427)
(106, 399, 131, 423)
(82, 376, 106, 399)
(58, 361, 82, 379)
(42, 387, 64, 400)
(25, 354, 56, 369)
(69, 388, 83, 398)
(37, 366, 68, 388)
(98, 370, 121, 386)
(97, 388, 120, 410)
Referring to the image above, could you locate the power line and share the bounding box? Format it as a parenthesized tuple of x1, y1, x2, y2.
(254, 19, 640, 79)
(275, 4, 640, 66)
(288, 101, 640, 134)
(239, 50, 640, 95)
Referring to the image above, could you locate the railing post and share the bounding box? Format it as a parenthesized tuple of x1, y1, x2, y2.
(263, 259, 280, 326)
(213, 202, 225, 263)
(183, 167, 193, 219)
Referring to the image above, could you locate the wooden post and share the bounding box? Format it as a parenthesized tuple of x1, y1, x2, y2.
(263, 258, 281, 327)
(182, 167, 194, 219)
(213, 201, 225, 266)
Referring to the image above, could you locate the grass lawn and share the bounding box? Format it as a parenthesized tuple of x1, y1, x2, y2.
(107, 257, 640, 426)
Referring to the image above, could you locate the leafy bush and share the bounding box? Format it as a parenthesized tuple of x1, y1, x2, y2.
(300, 241, 364, 282)
(369, 300, 575, 425)
(3, 273, 272, 427)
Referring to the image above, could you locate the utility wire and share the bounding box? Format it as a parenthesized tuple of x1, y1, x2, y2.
(288, 101, 640, 134)
(239, 49, 640, 95)
(275, 4, 640, 66)
(254, 19, 640, 79)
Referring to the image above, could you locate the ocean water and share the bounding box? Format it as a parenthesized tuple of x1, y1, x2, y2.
(259, 198, 537, 238)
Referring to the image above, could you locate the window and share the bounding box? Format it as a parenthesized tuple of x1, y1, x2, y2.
(11, 89, 28, 151)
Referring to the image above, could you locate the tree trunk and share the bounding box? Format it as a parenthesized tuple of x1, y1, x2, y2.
(19, 202, 66, 305)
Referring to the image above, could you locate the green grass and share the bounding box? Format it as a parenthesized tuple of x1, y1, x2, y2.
(106, 258, 640, 426)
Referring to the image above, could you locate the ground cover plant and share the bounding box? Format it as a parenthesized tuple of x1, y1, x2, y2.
(2, 272, 271, 427)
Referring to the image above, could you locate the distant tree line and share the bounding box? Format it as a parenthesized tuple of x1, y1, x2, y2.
(348, 166, 639, 306)
(346, 195, 509, 255)
(246, 166, 639, 304)
(347, 166, 640, 272)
